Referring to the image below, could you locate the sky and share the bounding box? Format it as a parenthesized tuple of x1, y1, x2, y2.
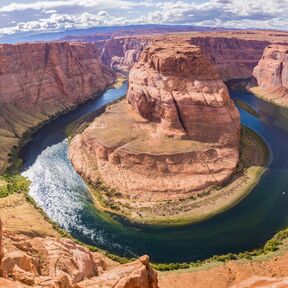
(0, 0, 287, 37)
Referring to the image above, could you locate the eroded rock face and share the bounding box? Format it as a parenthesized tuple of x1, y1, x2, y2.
(100, 37, 149, 73)
(0, 41, 114, 172)
(0, 225, 158, 288)
(190, 37, 269, 81)
(1, 231, 105, 286)
(127, 42, 240, 144)
(253, 44, 288, 106)
(76, 255, 158, 288)
(69, 42, 240, 209)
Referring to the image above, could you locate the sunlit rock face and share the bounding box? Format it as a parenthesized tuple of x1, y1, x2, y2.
(127, 42, 240, 144)
(70, 41, 240, 203)
(253, 44, 288, 106)
(0, 223, 158, 288)
(0, 41, 114, 172)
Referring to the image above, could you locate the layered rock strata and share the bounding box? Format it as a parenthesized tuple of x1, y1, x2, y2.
(0, 222, 158, 288)
(252, 44, 288, 107)
(70, 42, 240, 206)
(190, 37, 269, 81)
(99, 37, 150, 73)
(0, 41, 114, 172)
(96, 33, 275, 81)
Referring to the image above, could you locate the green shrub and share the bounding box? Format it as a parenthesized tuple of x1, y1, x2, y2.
(0, 185, 9, 198)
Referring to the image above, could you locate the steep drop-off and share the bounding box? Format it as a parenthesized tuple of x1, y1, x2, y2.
(69, 41, 241, 222)
(0, 42, 115, 172)
(190, 37, 269, 81)
(252, 44, 288, 107)
(99, 37, 150, 73)
(95, 33, 274, 82)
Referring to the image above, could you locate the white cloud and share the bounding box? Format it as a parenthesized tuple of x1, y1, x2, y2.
(0, 11, 129, 35)
(140, 0, 288, 29)
(0, 0, 287, 37)
(43, 9, 58, 14)
(0, 0, 139, 12)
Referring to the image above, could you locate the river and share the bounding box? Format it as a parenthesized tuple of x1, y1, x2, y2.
(20, 82, 288, 263)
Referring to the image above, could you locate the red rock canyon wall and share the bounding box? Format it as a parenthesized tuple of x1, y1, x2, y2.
(0, 41, 115, 172)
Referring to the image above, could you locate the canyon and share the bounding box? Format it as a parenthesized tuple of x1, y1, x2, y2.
(1, 30, 288, 172)
(1, 29, 288, 288)
(96, 30, 288, 82)
(0, 41, 114, 172)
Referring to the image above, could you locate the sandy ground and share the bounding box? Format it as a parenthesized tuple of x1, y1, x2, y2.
(158, 243, 288, 288)
(0, 193, 59, 237)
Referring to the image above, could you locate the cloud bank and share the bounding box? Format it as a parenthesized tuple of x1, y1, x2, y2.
(0, 0, 287, 36)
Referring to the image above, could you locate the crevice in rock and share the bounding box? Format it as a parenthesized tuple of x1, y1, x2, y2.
(170, 93, 190, 140)
(35, 43, 50, 106)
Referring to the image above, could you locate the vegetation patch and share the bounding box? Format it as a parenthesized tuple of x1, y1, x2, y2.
(0, 174, 30, 198)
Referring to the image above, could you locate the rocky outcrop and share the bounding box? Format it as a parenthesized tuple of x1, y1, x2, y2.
(69, 41, 240, 220)
(252, 44, 288, 107)
(0, 222, 158, 288)
(190, 37, 269, 81)
(127, 42, 240, 143)
(0, 41, 114, 172)
(77, 255, 158, 288)
(99, 37, 149, 73)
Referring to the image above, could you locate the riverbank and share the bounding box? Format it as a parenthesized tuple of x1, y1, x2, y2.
(0, 77, 124, 175)
(249, 86, 288, 109)
(87, 126, 269, 226)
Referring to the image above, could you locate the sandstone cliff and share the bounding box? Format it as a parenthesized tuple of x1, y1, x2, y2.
(0, 41, 115, 172)
(190, 37, 269, 81)
(252, 44, 288, 107)
(69, 41, 240, 221)
(96, 34, 273, 82)
(0, 221, 158, 288)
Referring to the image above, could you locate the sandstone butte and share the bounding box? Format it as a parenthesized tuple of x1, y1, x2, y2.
(69, 41, 241, 220)
(252, 44, 288, 107)
(0, 41, 115, 172)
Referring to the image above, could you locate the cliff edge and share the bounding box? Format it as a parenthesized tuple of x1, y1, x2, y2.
(252, 44, 288, 107)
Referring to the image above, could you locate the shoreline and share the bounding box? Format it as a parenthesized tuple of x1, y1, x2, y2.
(0, 77, 124, 175)
(249, 86, 288, 109)
(87, 126, 269, 226)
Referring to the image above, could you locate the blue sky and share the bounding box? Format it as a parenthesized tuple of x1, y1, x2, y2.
(0, 0, 287, 37)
